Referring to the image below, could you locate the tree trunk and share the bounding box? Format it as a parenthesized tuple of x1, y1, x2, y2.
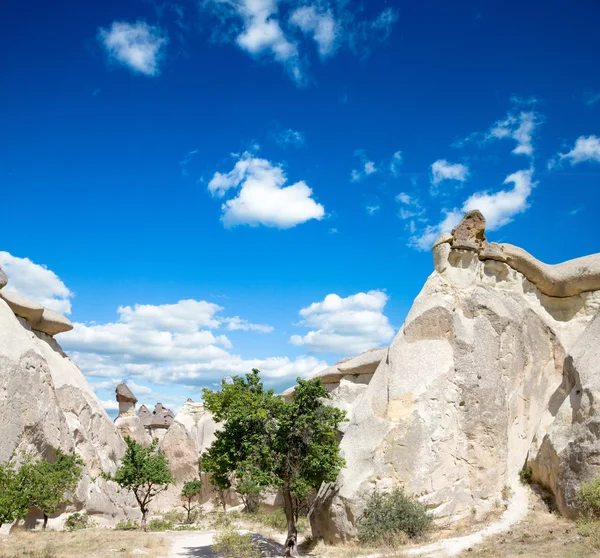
(282, 488, 299, 557)
(43, 514, 48, 530)
(141, 509, 147, 531)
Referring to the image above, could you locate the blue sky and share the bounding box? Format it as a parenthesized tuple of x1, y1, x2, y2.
(2, 0, 600, 416)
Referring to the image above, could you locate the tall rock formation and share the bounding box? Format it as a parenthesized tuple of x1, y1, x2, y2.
(114, 383, 151, 446)
(0, 269, 139, 528)
(311, 211, 600, 542)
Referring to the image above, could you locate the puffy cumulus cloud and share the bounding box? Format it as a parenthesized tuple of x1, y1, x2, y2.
(201, 1, 397, 84)
(410, 169, 535, 250)
(557, 135, 600, 165)
(487, 110, 539, 156)
(0, 252, 73, 314)
(290, 291, 394, 356)
(61, 299, 325, 385)
(98, 21, 168, 76)
(430, 159, 469, 185)
(208, 151, 325, 229)
(290, 6, 338, 57)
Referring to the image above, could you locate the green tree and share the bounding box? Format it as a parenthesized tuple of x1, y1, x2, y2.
(20, 450, 84, 529)
(0, 459, 29, 527)
(181, 479, 203, 523)
(103, 436, 173, 530)
(202, 369, 346, 557)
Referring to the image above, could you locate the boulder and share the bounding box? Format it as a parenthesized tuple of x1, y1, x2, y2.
(451, 209, 487, 250)
(116, 383, 137, 404)
(31, 308, 73, 336)
(0, 290, 44, 324)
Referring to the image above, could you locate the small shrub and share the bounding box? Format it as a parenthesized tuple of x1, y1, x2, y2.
(519, 465, 533, 485)
(249, 508, 307, 533)
(213, 529, 260, 558)
(64, 512, 94, 531)
(163, 509, 186, 524)
(147, 518, 173, 531)
(211, 512, 233, 529)
(357, 488, 432, 546)
(577, 519, 600, 549)
(501, 485, 513, 500)
(115, 519, 139, 530)
(579, 478, 600, 518)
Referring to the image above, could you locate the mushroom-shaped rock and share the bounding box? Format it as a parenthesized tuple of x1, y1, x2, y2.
(116, 383, 137, 404)
(451, 209, 487, 250)
(0, 267, 7, 290)
(0, 291, 44, 324)
(31, 308, 73, 336)
(138, 404, 153, 427)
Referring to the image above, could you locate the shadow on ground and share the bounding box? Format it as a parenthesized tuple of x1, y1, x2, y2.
(178, 532, 285, 557)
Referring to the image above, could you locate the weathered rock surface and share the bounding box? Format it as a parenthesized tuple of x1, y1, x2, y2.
(0, 290, 44, 323)
(0, 267, 6, 290)
(311, 212, 600, 543)
(530, 311, 600, 518)
(0, 298, 139, 528)
(114, 383, 151, 446)
(31, 308, 74, 336)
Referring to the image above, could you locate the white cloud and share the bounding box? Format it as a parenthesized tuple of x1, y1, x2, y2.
(430, 159, 469, 185)
(208, 151, 325, 229)
(290, 6, 338, 57)
(224, 316, 274, 333)
(366, 204, 380, 215)
(487, 111, 538, 156)
(350, 150, 378, 182)
(395, 192, 424, 221)
(290, 291, 394, 356)
(558, 135, 600, 165)
(0, 252, 73, 314)
(274, 128, 305, 147)
(98, 21, 167, 76)
(61, 299, 326, 385)
(389, 151, 403, 176)
(100, 399, 119, 412)
(410, 169, 535, 250)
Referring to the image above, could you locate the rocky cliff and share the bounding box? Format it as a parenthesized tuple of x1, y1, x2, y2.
(0, 278, 139, 528)
(310, 211, 600, 542)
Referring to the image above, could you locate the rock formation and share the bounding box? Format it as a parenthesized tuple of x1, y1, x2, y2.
(114, 383, 151, 446)
(146, 402, 175, 441)
(310, 211, 600, 543)
(0, 266, 139, 528)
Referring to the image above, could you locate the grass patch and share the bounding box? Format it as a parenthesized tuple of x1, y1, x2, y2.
(114, 519, 139, 531)
(212, 529, 260, 558)
(146, 518, 173, 531)
(0, 529, 168, 558)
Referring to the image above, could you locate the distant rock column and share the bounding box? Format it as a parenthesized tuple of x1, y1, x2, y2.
(114, 383, 151, 446)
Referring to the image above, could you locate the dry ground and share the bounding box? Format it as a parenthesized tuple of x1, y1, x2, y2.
(0, 529, 169, 558)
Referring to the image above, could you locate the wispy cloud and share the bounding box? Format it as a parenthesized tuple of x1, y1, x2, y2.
(274, 128, 305, 148)
(366, 204, 380, 215)
(583, 91, 600, 106)
(486, 110, 539, 156)
(554, 135, 600, 166)
(389, 151, 403, 176)
(98, 21, 168, 76)
(430, 159, 469, 185)
(290, 6, 338, 58)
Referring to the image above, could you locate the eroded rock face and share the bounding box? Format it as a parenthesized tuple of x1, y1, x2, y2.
(0, 299, 139, 528)
(311, 212, 600, 543)
(114, 384, 151, 446)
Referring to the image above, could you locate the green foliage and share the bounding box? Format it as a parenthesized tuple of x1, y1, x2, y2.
(577, 519, 600, 549)
(358, 488, 433, 546)
(210, 512, 234, 530)
(146, 518, 173, 531)
(64, 512, 94, 531)
(103, 437, 173, 529)
(19, 450, 84, 527)
(578, 477, 600, 518)
(212, 529, 260, 558)
(115, 519, 139, 530)
(202, 369, 346, 550)
(0, 459, 29, 527)
(519, 465, 533, 485)
(163, 509, 186, 524)
(181, 478, 203, 522)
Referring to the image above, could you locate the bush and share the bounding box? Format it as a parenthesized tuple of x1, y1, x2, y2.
(213, 529, 260, 558)
(162, 509, 186, 524)
(357, 488, 433, 546)
(147, 518, 173, 531)
(211, 512, 233, 530)
(577, 519, 600, 549)
(249, 509, 307, 533)
(519, 465, 533, 485)
(115, 519, 139, 530)
(579, 478, 600, 519)
(64, 512, 94, 531)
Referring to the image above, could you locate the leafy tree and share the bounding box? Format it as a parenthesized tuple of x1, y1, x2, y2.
(202, 369, 346, 557)
(20, 450, 84, 529)
(103, 436, 173, 530)
(181, 479, 203, 523)
(0, 459, 29, 527)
